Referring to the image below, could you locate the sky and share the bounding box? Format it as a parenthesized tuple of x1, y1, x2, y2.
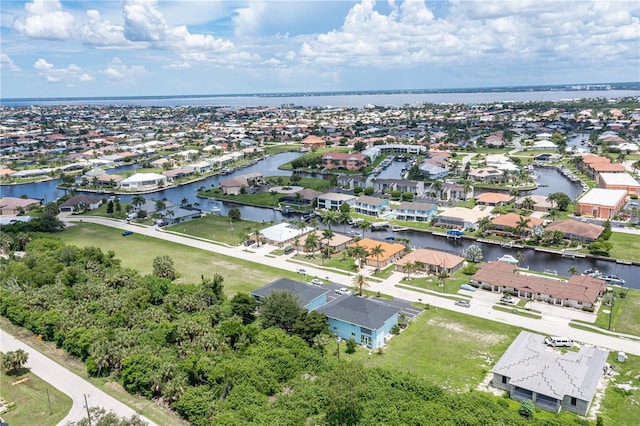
(1, 0, 639, 99)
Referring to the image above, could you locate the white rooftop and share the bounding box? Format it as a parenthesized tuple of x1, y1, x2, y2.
(260, 222, 314, 243)
(599, 172, 640, 187)
(578, 188, 627, 207)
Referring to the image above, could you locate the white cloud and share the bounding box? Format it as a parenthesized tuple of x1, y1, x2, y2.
(233, 2, 268, 37)
(13, 0, 75, 40)
(123, 0, 168, 42)
(80, 10, 138, 48)
(101, 57, 146, 83)
(34, 59, 93, 84)
(1, 54, 21, 71)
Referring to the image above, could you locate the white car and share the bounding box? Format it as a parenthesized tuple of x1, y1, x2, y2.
(310, 278, 323, 285)
(335, 287, 353, 295)
(296, 268, 307, 275)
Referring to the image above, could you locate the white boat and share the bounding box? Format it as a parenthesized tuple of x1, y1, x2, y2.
(497, 254, 519, 264)
(391, 225, 408, 232)
(211, 206, 221, 214)
(603, 275, 625, 286)
(583, 268, 602, 278)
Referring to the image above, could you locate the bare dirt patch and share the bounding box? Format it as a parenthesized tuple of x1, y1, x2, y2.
(427, 317, 507, 346)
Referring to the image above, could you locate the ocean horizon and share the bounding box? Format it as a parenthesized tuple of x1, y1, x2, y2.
(2, 82, 638, 108)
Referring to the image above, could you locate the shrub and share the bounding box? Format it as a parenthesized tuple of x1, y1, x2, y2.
(345, 337, 357, 354)
(390, 324, 401, 335)
(518, 399, 534, 418)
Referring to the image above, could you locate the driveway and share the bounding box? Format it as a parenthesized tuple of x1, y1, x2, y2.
(0, 330, 157, 426)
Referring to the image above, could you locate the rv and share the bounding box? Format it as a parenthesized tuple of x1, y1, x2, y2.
(544, 336, 573, 347)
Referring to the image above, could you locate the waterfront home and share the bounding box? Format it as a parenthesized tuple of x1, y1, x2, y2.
(467, 167, 503, 183)
(301, 135, 326, 150)
(581, 155, 626, 179)
(530, 140, 558, 150)
(434, 207, 492, 230)
(163, 168, 193, 182)
(156, 207, 201, 226)
(251, 278, 329, 311)
(220, 178, 247, 195)
(337, 174, 368, 190)
(395, 248, 464, 274)
(316, 193, 356, 210)
(118, 173, 167, 190)
(442, 182, 471, 200)
(354, 195, 389, 217)
(471, 261, 606, 309)
(362, 144, 426, 161)
(279, 188, 323, 208)
(349, 238, 406, 269)
(597, 172, 640, 196)
(544, 220, 604, 243)
(475, 192, 514, 207)
(394, 201, 438, 222)
(322, 152, 367, 171)
(59, 195, 102, 213)
(490, 213, 544, 236)
(184, 161, 213, 174)
(259, 222, 314, 246)
(575, 188, 627, 219)
(418, 160, 449, 179)
(316, 295, 400, 349)
(0, 197, 41, 216)
(515, 194, 554, 212)
(492, 331, 608, 416)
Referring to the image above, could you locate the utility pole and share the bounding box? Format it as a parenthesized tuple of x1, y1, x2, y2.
(83, 394, 91, 425)
(45, 384, 52, 414)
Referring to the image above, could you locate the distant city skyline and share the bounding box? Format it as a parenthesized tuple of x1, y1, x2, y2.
(1, 0, 639, 99)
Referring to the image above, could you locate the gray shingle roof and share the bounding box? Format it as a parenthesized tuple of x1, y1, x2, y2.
(316, 295, 400, 330)
(250, 278, 329, 307)
(492, 331, 608, 402)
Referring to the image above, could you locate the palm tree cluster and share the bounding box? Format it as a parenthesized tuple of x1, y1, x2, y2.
(2, 349, 29, 373)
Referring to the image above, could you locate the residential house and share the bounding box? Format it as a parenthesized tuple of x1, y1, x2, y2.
(515, 194, 554, 212)
(316, 193, 356, 210)
(490, 213, 544, 237)
(118, 173, 167, 189)
(475, 192, 514, 207)
(581, 155, 626, 179)
(349, 238, 406, 269)
(220, 178, 247, 195)
(418, 160, 449, 179)
(59, 195, 102, 213)
(157, 207, 201, 225)
(297, 231, 354, 254)
(395, 249, 465, 274)
(354, 195, 389, 217)
(442, 182, 471, 200)
(468, 167, 504, 182)
(316, 295, 400, 349)
(435, 207, 492, 230)
(163, 168, 193, 182)
(491, 331, 608, 416)
(322, 152, 367, 171)
(337, 174, 368, 191)
(394, 201, 438, 222)
(301, 135, 326, 150)
(250, 278, 330, 311)
(597, 172, 640, 196)
(259, 222, 314, 246)
(0, 197, 41, 216)
(280, 188, 323, 208)
(471, 261, 606, 309)
(576, 188, 627, 219)
(544, 220, 604, 243)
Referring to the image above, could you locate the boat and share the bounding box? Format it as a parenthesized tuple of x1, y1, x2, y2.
(583, 268, 602, 279)
(220, 167, 233, 174)
(497, 254, 519, 264)
(602, 275, 625, 286)
(281, 206, 295, 214)
(391, 225, 408, 232)
(384, 236, 396, 241)
(211, 206, 221, 214)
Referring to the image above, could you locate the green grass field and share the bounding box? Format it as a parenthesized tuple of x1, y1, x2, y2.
(165, 214, 262, 246)
(594, 288, 640, 336)
(0, 368, 72, 426)
(607, 232, 640, 263)
(57, 223, 296, 294)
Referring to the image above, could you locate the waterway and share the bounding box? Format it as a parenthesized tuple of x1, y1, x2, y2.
(2, 152, 638, 289)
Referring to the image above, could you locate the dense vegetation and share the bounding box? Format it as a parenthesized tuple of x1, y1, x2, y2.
(0, 234, 596, 425)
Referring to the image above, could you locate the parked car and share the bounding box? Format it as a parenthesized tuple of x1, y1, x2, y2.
(310, 278, 323, 285)
(244, 239, 256, 246)
(296, 268, 307, 275)
(122, 230, 134, 236)
(455, 300, 470, 308)
(335, 287, 353, 295)
(283, 245, 294, 254)
(500, 296, 515, 304)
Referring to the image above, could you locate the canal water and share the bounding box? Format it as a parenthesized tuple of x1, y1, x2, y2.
(2, 152, 638, 289)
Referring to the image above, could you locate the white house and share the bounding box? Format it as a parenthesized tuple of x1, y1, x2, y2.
(119, 173, 167, 189)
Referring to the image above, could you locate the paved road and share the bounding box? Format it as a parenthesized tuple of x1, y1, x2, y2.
(67, 216, 640, 356)
(0, 330, 158, 426)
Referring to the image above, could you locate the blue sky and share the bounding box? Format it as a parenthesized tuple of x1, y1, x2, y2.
(1, 0, 638, 98)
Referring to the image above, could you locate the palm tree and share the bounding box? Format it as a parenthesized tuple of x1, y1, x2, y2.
(516, 251, 525, 264)
(338, 210, 352, 233)
(352, 273, 369, 296)
(438, 270, 448, 293)
(321, 210, 339, 230)
(402, 261, 415, 280)
(358, 220, 371, 238)
(370, 244, 384, 273)
(253, 229, 262, 247)
(304, 232, 319, 257)
(131, 195, 145, 211)
(568, 266, 580, 276)
(180, 197, 189, 207)
(322, 228, 334, 266)
(351, 244, 369, 269)
(293, 236, 300, 255)
(521, 196, 535, 211)
(477, 216, 492, 235)
(515, 216, 531, 238)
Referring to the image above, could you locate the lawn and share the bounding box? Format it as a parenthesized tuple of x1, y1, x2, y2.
(400, 268, 475, 295)
(57, 223, 297, 294)
(265, 175, 332, 191)
(165, 214, 262, 246)
(0, 367, 72, 426)
(263, 144, 301, 154)
(348, 307, 519, 392)
(607, 232, 640, 263)
(594, 288, 640, 336)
